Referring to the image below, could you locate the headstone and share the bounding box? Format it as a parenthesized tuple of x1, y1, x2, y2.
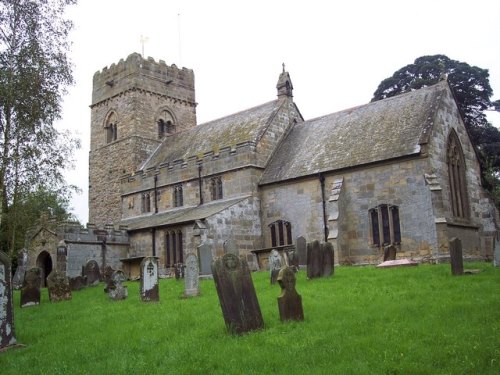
(212, 253, 264, 334)
(0, 251, 16, 349)
(46, 270, 72, 302)
(56, 240, 68, 273)
(174, 263, 185, 280)
(277, 267, 304, 322)
(493, 236, 500, 267)
(296, 236, 307, 265)
(12, 249, 28, 290)
(269, 249, 282, 284)
(68, 275, 87, 291)
(140, 257, 159, 302)
(321, 242, 334, 277)
(449, 237, 464, 276)
(383, 244, 397, 261)
(376, 259, 418, 268)
(198, 242, 213, 275)
(103, 266, 115, 293)
(223, 239, 238, 255)
(108, 270, 128, 300)
(20, 267, 42, 307)
(306, 240, 322, 279)
(184, 253, 200, 297)
(286, 248, 299, 271)
(84, 260, 100, 286)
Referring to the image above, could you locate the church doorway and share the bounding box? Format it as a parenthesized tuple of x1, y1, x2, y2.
(36, 251, 53, 287)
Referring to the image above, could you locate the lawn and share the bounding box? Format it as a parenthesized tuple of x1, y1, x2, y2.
(1, 263, 499, 374)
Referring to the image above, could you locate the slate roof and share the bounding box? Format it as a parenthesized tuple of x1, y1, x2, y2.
(141, 100, 286, 170)
(121, 196, 250, 231)
(260, 81, 448, 185)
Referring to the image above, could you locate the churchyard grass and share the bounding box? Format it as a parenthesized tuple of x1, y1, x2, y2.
(2, 262, 499, 374)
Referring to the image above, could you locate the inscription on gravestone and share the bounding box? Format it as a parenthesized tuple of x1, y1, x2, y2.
(277, 267, 304, 322)
(140, 257, 159, 302)
(47, 270, 72, 302)
(0, 251, 16, 349)
(449, 237, 464, 276)
(212, 253, 264, 334)
(269, 249, 282, 284)
(184, 253, 200, 297)
(21, 267, 42, 308)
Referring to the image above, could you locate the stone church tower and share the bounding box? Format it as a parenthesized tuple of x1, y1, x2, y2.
(89, 53, 197, 225)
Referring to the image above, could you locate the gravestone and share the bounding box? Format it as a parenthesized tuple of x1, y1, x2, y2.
(277, 267, 304, 322)
(56, 240, 68, 273)
(21, 267, 42, 307)
(0, 251, 16, 349)
(269, 249, 282, 284)
(69, 275, 87, 291)
(108, 270, 128, 300)
(103, 266, 115, 293)
(449, 237, 464, 276)
(306, 240, 322, 279)
(296, 236, 307, 265)
(212, 253, 264, 334)
(184, 253, 200, 297)
(140, 257, 159, 302)
(174, 263, 185, 280)
(46, 270, 72, 302)
(223, 239, 238, 255)
(12, 249, 28, 290)
(84, 260, 101, 286)
(383, 244, 397, 261)
(493, 237, 500, 267)
(285, 248, 299, 272)
(321, 242, 334, 277)
(198, 242, 213, 275)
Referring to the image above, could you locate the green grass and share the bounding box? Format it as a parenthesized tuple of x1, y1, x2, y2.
(1, 263, 499, 374)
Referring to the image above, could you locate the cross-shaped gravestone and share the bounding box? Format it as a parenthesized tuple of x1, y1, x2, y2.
(0, 251, 16, 349)
(277, 267, 304, 322)
(212, 253, 264, 334)
(21, 267, 42, 308)
(140, 257, 159, 302)
(184, 253, 200, 297)
(47, 270, 72, 302)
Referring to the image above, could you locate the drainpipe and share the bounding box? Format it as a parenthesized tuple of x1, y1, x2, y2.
(319, 173, 328, 242)
(153, 175, 158, 213)
(198, 164, 203, 205)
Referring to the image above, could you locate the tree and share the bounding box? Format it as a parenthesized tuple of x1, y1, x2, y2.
(0, 0, 80, 256)
(371, 55, 500, 205)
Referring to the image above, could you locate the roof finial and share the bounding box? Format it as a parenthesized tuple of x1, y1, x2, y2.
(282, 63, 285, 73)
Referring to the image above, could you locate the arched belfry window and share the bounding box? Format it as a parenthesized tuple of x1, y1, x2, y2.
(157, 109, 176, 139)
(447, 130, 469, 219)
(104, 111, 118, 143)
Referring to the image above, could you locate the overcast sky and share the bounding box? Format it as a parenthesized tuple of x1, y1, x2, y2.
(59, 0, 500, 224)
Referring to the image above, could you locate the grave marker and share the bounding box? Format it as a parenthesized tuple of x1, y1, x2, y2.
(12, 249, 28, 290)
(47, 270, 72, 302)
(198, 242, 213, 275)
(493, 236, 500, 267)
(212, 253, 264, 334)
(69, 275, 87, 291)
(307, 240, 322, 279)
(449, 237, 464, 276)
(21, 267, 42, 308)
(296, 236, 307, 265)
(184, 253, 200, 297)
(108, 270, 128, 300)
(140, 257, 159, 302)
(103, 266, 115, 293)
(269, 249, 282, 284)
(223, 239, 238, 255)
(383, 244, 397, 261)
(277, 267, 304, 322)
(0, 251, 16, 349)
(84, 260, 100, 286)
(322, 242, 334, 277)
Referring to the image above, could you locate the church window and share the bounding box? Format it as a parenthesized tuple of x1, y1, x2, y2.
(447, 130, 469, 219)
(141, 192, 151, 213)
(269, 220, 292, 247)
(104, 112, 118, 143)
(173, 184, 183, 207)
(210, 176, 223, 200)
(157, 110, 176, 139)
(369, 205, 401, 247)
(165, 229, 183, 267)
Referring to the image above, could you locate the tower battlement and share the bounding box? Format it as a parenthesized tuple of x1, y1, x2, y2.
(91, 52, 195, 106)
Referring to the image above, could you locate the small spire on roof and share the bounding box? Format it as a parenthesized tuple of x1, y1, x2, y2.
(277, 64, 293, 98)
(282, 63, 285, 73)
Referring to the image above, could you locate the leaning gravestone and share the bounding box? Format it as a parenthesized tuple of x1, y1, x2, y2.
(12, 249, 28, 290)
(198, 242, 213, 275)
(212, 253, 264, 334)
(0, 250, 16, 349)
(296, 236, 307, 266)
(184, 253, 200, 297)
(84, 260, 101, 286)
(21, 267, 42, 308)
(140, 257, 159, 302)
(108, 270, 128, 301)
(277, 267, 304, 322)
(47, 270, 72, 302)
(307, 240, 322, 279)
(383, 244, 397, 261)
(269, 249, 282, 284)
(321, 242, 334, 277)
(449, 237, 464, 276)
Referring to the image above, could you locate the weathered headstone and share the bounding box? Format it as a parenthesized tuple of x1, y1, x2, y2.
(103, 266, 115, 293)
(306, 240, 322, 279)
(46, 270, 72, 302)
(12, 249, 28, 290)
(285, 248, 299, 272)
(269, 249, 282, 284)
(56, 240, 68, 273)
(140, 257, 159, 302)
(493, 236, 500, 267)
(223, 239, 238, 255)
(108, 270, 128, 300)
(212, 253, 264, 334)
(84, 260, 100, 286)
(377, 259, 418, 268)
(20, 267, 42, 308)
(296, 236, 307, 266)
(0, 251, 16, 349)
(69, 275, 87, 291)
(174, 263, 185, 280)
(184, 253, 200, 297)
(321, 242, 334, 277)
(449, 237, 464, 276)
(198, 242, 213, 275)
(383, 244, 397, 261)
(277, 267, 304, 322)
